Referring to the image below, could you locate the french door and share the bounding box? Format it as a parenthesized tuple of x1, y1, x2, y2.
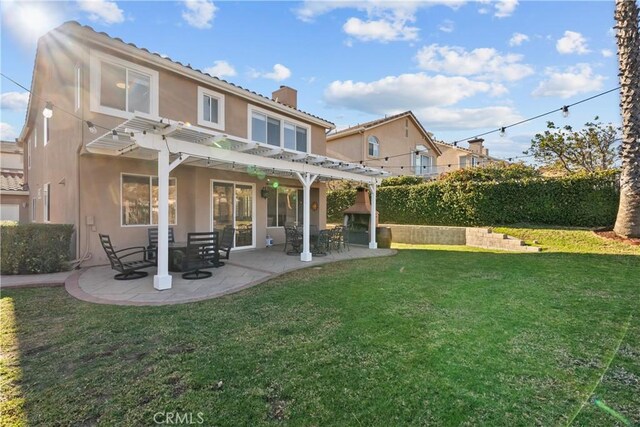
(211, 181, 255, 249)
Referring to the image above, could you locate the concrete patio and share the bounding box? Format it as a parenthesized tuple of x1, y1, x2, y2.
(66, 245, 396, 306)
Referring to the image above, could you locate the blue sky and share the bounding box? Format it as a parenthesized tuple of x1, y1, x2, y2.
(0, 0, 622, 161)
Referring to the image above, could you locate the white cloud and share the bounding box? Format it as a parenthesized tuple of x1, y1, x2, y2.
(1, 92, 29, 111)
(0, 122, 17, 141)
(343, 16, 418, 42)
(601, 49, 614, 58)
(204, 60, 236, 78)
(415, 106, 523, 130)
(324, 73, 495, 113)
(509, 32, 529, 47)
(77, 0, 124, 25)
(294, 1, 466, 22)
(494, 0, 518, 18)
(415, 44, 534, 82)
(556, 30, 590, 55)
(438, 19, 455, 33)
(532, 64, 605, 99)
(249, 64, 292, 81)
(182, 0, 216, 29)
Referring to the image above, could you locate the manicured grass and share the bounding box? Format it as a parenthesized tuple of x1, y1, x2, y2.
(1, 228, 638, 426)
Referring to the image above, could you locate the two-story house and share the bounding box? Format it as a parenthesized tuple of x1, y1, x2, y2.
(434, 138, 501, 174)
(0, 141, 29, 222)
(326, 111, 442, 178)
(19, 21, 387, 290)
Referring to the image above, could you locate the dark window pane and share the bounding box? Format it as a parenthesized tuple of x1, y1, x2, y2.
(101, 61, 126, 111)
(122, 175, 150, 225)
(267, 117, 280, 146)
(296, 127, 307, 152)
(127, 70, 150, 114)
(252, 112, 266, 143)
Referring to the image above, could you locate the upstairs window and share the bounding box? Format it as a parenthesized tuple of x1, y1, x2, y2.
(368, 135, 379, 157)
(44, 116, 50, 146)
(250, 109, 309, 153)
(413, 154, 434, 176)
(197, 87, 225, 130)
(28, 137, 32, 169)
(90, 50, 158, 119)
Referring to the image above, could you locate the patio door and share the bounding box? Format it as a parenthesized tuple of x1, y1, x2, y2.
(212, 181, 255, 249)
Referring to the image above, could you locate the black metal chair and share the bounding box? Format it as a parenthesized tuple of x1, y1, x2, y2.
(219, 225, 235, 260)
(147, 227, 175, 261)
(181, 231, 221, 280)
(329, 226, 344, 253)
(312, 229, 330, 256)
(284, 225, 302, 255)
(99, 234, 156, 280)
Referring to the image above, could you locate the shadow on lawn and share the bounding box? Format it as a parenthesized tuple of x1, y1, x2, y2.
(1, 247, 639, 426)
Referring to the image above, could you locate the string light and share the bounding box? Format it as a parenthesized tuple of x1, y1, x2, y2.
(562, 105, 570, 118)
(86, 121, 97, 134)
(42, 102, 53, 118)
(111, 130, 119, 141)
(500, 127, 506, 137)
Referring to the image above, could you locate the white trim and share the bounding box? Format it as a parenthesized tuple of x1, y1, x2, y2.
(210, 179, 256, 250)
(34, 126, 37, 148)
(43, 116, 49, 146)
(75, 64, 81, 112)
(197, 86, 225, 131)
(43, 182, 50, 223)
(120, 172, 177, 227)
(90, 49, 159, 120)
(247, 105, 311, 154)
(28, 137, 32, 169)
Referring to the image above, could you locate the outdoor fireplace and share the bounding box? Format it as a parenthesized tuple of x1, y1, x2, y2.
(343, 187, 378, 245)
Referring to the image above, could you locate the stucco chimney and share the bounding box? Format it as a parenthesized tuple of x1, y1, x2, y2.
(272, 86, 297, 109)
(467, 138, 484, 155)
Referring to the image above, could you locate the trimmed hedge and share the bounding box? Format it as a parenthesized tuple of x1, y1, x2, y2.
(328, 173, 618, 227)
(1, 224, 75, 275)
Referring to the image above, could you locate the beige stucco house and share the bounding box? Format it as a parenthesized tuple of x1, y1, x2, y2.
(434, 138, 501, 174)
(0, 141, 29, 222)
(326, 111, 442, 178)
(19, 21, 387, 290)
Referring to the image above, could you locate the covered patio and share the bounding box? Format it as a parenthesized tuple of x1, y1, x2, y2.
(86, 115, 390, 292)
(67, 244, 396, 305)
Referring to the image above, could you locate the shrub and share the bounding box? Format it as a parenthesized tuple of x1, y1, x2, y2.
(380, 176, 425, 187)
(438, 162, 541, 183)
(327, 172, 618, 227)
(1, 224, 75, 275)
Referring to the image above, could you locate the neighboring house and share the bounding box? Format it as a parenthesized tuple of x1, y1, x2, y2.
(19, 21, 386, 289)
(326, 111, 442, 178)
(434, 138, 502, 174)
(0, 141, 29, 222)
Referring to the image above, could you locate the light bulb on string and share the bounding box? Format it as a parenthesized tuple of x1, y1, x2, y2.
(562, 105, 570, 118)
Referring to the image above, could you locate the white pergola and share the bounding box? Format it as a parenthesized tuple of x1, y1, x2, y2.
(87, 116, 390, 290)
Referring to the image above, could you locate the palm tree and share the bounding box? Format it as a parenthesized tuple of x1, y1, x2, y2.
(613, 0, 640, 238)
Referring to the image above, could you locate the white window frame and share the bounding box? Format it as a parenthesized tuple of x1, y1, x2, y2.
(210, 179, 256, 249)
(90, 49, 159, 120)
(247, 106, 311, 154)
(75, 64, 81, 112)
(34, 127, 37, 148)
(266, 186, 304, 228)
(471, 157, 478, 167)
(413, 154, 433, 176)
(43, 183, 50, 223)
(120, 173, 178, 227)
(368, 135, 379, 157)
(43, 116, 49, 146)
(31, 198, 36, 222)
(28, 137, 32, 169)
(197, 86, 225, 131)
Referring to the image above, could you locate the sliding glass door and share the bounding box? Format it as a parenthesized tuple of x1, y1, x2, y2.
(212, 181, 255, 249)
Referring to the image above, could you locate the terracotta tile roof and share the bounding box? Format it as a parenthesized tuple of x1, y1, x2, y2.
(0, 170, 27, 192)
(57, 21, 334, 127)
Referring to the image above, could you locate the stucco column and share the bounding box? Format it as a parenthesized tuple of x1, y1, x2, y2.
(296, 172, 318, 262)
(369, 181, 378, 249)
(154, 148, 172, 290)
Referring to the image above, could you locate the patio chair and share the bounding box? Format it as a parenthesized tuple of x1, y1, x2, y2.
(147, 227, 175, 261)
(181, 231, 221, 280)
(219, 225, 235, 260)
(329, 226, 344, 253)
(312, 229, 330, 256)
(284, 225, 302, 255)
(99, 234, 156, 280)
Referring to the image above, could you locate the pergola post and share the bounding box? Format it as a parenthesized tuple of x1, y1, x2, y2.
(296, 172, 318, 262)
(153, 147, 172, 290)
(369, 181, 378, 249)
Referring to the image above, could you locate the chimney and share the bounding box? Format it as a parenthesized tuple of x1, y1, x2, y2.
(467, 138, 484, 155)
(272, 85, 297, 109)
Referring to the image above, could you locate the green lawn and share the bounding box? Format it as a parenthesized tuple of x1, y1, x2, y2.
(1, 228, 638, 426)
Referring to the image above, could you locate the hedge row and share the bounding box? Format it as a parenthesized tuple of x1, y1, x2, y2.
(327, 174, 618, 227)
(1, 224, 75, 275)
